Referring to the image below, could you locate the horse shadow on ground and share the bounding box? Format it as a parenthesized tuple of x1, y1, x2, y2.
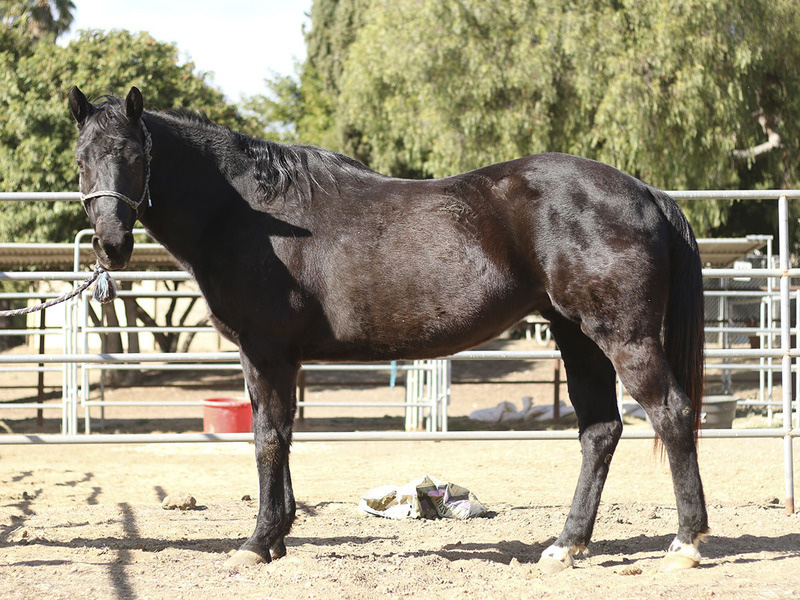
(399, 538, 545, 565)
(1, 498, 380, 556)
(591, 532, 800, 568)
(8, 531, 396, 558)
(394, 531, 800, 567)
(6, 496, 799, 571)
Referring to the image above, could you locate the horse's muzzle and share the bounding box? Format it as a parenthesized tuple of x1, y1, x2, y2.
(92, 233, 134, 270)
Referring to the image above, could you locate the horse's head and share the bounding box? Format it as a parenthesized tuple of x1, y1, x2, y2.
(68, 86, 151, 270)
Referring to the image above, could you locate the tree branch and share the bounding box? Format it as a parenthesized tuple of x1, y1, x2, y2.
(733, 115, 781, 161)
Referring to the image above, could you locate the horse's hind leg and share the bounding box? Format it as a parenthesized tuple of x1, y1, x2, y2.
(537, 312, 623, 573)
(609, 336, 708, 570)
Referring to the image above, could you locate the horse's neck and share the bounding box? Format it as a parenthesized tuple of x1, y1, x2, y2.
(139, 115, 242, 271)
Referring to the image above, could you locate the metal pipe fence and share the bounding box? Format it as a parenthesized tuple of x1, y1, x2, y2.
(0, 427, 796, 445)
(1, 190, 798, 513)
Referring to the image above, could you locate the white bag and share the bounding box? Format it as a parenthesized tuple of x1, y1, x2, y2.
(359, 475, 488, 520)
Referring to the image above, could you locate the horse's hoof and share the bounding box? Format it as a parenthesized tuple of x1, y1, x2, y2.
(660, 552, 700, 572)
(538, 543, 579, 574)
(537, 555, 573, 574)
(270, 539, 287, 560)
(661, 534, 704, 572)
(224, 550, 267, 568)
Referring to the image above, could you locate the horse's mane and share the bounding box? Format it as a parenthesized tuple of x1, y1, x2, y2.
(153, 104, 378, 205)
(242, 138, 377, 205)
(161, 107, 216, 126)
(88, 95, 139, 142)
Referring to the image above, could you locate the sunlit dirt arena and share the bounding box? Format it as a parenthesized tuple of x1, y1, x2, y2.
(1, 420, 799, 597)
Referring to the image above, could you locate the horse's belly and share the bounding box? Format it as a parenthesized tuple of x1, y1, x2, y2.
(307, 280, 541, 361)
(305, 205, 547, 360)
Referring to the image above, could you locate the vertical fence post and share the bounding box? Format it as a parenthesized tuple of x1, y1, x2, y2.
(37, 308, 46, 428)
(777, 193, 795, 514)
(795, 290, 800, 429)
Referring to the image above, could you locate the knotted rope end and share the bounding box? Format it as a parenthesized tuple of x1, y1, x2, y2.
(92, 267, 118, 304)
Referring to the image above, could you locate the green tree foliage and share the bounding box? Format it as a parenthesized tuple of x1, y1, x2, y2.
(245, 0, 369, 147)
(1, 0, 75, 41)
(0, 27, 258, 242)
(270, 0, 800, 237)
(242, 65, 336, 146)
(305, 0, 369, 94)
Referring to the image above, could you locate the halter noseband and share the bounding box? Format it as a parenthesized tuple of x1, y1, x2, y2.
(81, 120, 153, 212)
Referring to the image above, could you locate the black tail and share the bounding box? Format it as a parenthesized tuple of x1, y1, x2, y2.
(650, 188, 705, 438)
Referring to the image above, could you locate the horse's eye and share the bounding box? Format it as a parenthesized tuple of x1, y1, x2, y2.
(133, 155, 143, 165)
(76, 160, 84, 172)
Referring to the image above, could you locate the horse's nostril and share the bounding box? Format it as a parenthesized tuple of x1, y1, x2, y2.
(122, 232, 134, 255)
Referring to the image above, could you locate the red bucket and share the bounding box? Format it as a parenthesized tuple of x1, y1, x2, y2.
(202, 398, 252, 433)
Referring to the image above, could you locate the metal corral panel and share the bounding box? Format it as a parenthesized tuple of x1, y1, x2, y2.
(696, 236, 771, 268)
(0, 243, 177, 270)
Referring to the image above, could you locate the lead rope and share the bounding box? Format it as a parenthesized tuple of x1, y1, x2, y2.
(0, 263, 116, 318)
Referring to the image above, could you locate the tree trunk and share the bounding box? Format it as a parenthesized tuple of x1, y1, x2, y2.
(732, 115, 781, 161)
(121, 281, 142, 385)
(101, 301, 139, 386)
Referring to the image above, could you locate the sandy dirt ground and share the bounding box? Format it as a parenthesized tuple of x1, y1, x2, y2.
(1, 338, 799, 599)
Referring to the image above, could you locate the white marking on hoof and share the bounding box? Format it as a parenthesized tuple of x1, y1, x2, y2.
(537, 544, 582, 574)
(224, 550, 267, 568)
(660, 535, 703, 572)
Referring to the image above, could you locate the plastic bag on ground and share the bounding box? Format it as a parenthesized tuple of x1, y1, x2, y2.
(468, 397, 574, 423)
(359, 475, 488, 520)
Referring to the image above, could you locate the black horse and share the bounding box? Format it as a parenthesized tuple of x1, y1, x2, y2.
(69, 86, 708, 572)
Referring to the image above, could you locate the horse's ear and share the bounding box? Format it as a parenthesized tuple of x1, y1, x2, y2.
(126, 86, 144, 123)
(68, 86, 90, 126)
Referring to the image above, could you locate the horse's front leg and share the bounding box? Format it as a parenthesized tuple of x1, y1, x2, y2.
(225, 348, 298, 567)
